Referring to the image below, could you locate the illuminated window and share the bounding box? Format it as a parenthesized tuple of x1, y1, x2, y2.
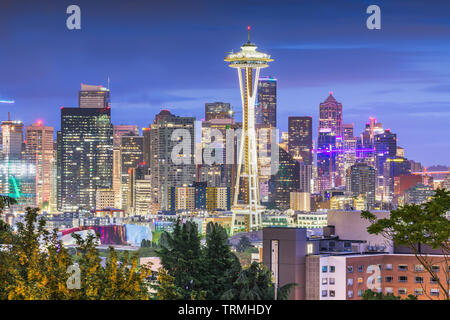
(414, 264, 424, 272)
(430, 289, 440, 296)
(307, 243, 314, 254)
(398, 288, 407, 295)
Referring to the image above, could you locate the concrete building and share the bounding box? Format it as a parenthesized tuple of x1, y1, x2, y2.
(290, 192, 310, 211)
(95, 188, 116, 209)
(149, 110, 196, 211)
(263, 228, 308, 300)
(25, 121, 54, 209)
(327, 210, 393, 253)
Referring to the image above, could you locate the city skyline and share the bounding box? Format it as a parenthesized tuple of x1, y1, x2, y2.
(1, 0, 450, 167)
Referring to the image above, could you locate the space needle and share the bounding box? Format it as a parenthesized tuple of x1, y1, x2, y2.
(225, 26, 273, 235)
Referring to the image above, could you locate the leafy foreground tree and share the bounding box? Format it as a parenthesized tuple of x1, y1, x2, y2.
(0, 207, 151, 300)
(156, 219, 296, 300)
(362, 289, 417, 300)
(156, 220, 205, 299)
(361, 189, 450, 300)
(221, 261, 296, 300)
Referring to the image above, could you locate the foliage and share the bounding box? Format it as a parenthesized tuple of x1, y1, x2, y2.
(361, 189, 450, 300)
(156, 219, 296, 300)
(202, 222, 241, 299)
(0, 206, 151, 300)
(155, 268, 183, 300)
(362, 289, 417, 300)
(0, 196, 17, 214)
(221, 262, 296, 300)
(156, 219, 204, 299)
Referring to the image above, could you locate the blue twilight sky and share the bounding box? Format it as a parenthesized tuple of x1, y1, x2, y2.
(0, 0, 450, 166)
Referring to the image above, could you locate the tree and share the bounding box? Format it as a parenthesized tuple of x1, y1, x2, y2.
(202, 222, 241, 299)
(220, 262, 296, 300)
(0, 196, 17, 214)
(70, 233, 151, 300)
(3, 207, 73, 300)
(361, 189, 450, 300)
(362, 289, 417, 300)
(155, 268, 183, 300)
(156, 219, 296, 300)
(0, 207, 151, 300)
(156, 219, 204, 299)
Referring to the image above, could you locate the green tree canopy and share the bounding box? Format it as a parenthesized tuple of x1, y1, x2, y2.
(361, 188, 450, 300)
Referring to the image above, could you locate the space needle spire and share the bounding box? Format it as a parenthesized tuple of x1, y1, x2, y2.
(225, 27, 273, 235)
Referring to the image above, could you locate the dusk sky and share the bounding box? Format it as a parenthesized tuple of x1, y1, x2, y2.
(1, 0, 450, 166)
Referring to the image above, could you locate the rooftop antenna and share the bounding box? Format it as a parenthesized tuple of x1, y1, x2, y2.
(107, 76, 110, 90)
(247, 25, 251, 42)
(8, 111, 10, 121)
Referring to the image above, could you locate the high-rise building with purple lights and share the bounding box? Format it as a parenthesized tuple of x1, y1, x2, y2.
(316, 128, 337, 191)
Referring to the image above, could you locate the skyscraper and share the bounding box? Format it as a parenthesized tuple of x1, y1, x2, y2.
(375, 129, 397, 202)
(79, 83, 111, 109)
(113, 125, 139, 147)
(256, 76, 277, 128)
(319, 92, 343, 137)
(343, 123, 354, 140)
(288, 116, 312, 165)
(346, 163, 376, 209)
(375, 129, 397, 173)
(120, 134, 144, 211)
(25, 121, 54, 209)
(316, 129, 337, 191)
(149, 110, 196, 211)
(1, 115, 24, 160)
(269, 148, 300, 210)
(60, 84, 113, 211)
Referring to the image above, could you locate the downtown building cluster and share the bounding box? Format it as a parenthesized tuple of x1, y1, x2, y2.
(0, 77, 448, 302)
(0, 80, 448, 218)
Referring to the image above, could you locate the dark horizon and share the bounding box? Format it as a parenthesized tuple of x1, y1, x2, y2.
(1, 0, 450, 166)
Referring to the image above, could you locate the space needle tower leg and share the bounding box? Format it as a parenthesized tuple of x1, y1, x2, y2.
(225, 27, 273, 235)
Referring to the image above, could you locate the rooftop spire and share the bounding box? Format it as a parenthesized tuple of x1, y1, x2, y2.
(247, 26, 251, 43)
